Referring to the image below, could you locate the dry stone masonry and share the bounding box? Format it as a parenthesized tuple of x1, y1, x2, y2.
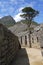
(9, 23, 43, 49)
(0, 24, 21, 65)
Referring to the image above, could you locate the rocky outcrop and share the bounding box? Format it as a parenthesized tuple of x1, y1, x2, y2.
(8, 22, 28, 35)
(0, 16, 16, 27)
(0, 24, 21, 65)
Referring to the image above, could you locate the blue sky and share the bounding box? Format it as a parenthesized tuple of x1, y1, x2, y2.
(0, 0, 43, 23)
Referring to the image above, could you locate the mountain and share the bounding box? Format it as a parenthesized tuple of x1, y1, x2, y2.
(16, 20, 39, 30)
(0, 16, 16, 27)
(9, 22, 28, 34)
(9, 20, 38, 34)
(17, 20, 39, 26)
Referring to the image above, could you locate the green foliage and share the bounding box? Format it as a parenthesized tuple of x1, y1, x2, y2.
(18, 20, 39, 25)
(20, 7, 39, 22)
(20, 7, 39, 47)
(22, 7, 36, 12)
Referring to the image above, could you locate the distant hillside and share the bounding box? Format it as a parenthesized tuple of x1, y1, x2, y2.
(15, 20, 39, 32)
(0, 16, 16, 27)
(17, 20, 39, 26)
(9, 22, 28, 34)
(9, 20, 38, 34)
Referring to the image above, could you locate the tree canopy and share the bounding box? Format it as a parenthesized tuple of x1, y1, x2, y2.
(20, 7, 39, 47)
(20, 7, 39, 21)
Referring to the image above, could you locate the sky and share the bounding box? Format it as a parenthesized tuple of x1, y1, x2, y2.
(0, 0, 43, 23)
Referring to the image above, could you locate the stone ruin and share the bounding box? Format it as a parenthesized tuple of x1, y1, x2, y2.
(0, 24, 21, 65)
(9, 23, 43, 49)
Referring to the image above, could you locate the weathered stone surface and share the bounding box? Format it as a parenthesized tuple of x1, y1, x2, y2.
(31, 24, 43, 48)
(9, 22, 43, 48)
(0, 24, 20, 65)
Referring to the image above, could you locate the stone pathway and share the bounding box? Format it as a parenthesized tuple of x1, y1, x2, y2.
(25, 47, 43, 65)
(12, 47, 43, 65)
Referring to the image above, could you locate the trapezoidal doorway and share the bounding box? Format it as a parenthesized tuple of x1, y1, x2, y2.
(25, 36, 27, 45)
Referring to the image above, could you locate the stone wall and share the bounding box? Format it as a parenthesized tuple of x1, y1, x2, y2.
(31, 26, 41, 48)
(39, 26, 43, 48)
(30, 25, 43, 48)
(0, 24, 21, 65)
(18, 33, 30, 47)
(31, 33, 40, 48)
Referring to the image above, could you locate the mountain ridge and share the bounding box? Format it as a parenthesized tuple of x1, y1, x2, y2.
(0, 15, 16, 27)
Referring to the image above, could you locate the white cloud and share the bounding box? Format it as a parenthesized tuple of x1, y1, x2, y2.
(14, 12, 24, 22)
(0, 1, 36, 21)
(18, 1, 36, 12)
(0, 15, 3, 19)
(14, 1, 36, 22)
(0, 17, 1, 19)
(19, 7, 24, 12)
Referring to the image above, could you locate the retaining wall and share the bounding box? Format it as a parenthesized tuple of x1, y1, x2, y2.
(0, 24, 21, 65)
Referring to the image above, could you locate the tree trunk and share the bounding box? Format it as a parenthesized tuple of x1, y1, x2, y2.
(29, 30, 31, 48)
(28, 19, 32, 48)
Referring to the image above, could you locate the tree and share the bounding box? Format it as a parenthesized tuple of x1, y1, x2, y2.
(20, 7, 39, 47)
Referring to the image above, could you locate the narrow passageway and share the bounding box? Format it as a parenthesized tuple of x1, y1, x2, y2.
(12, 48, 30, 65)
(11, 47, 43, 65)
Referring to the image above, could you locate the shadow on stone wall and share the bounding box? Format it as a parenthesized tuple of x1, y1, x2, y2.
(41, 48, 43, 56)
(11, 48, 30, 65)
(0, 24, 21, 65)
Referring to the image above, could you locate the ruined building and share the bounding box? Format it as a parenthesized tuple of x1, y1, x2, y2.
(31, 24, 43, 48)
(0, 24, 20, 65)
(9, 22, 43, 48)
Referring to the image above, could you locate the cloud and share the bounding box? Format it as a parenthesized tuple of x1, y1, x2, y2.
(0, 17, 2, 19)
(19, 7, 24, 12)
(0, 15, 3, 19)
(14, 1, 36, 22)
(0, 0, 36, 20)
(14, 12, 24, 22)
(18, 1, 36, 12)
